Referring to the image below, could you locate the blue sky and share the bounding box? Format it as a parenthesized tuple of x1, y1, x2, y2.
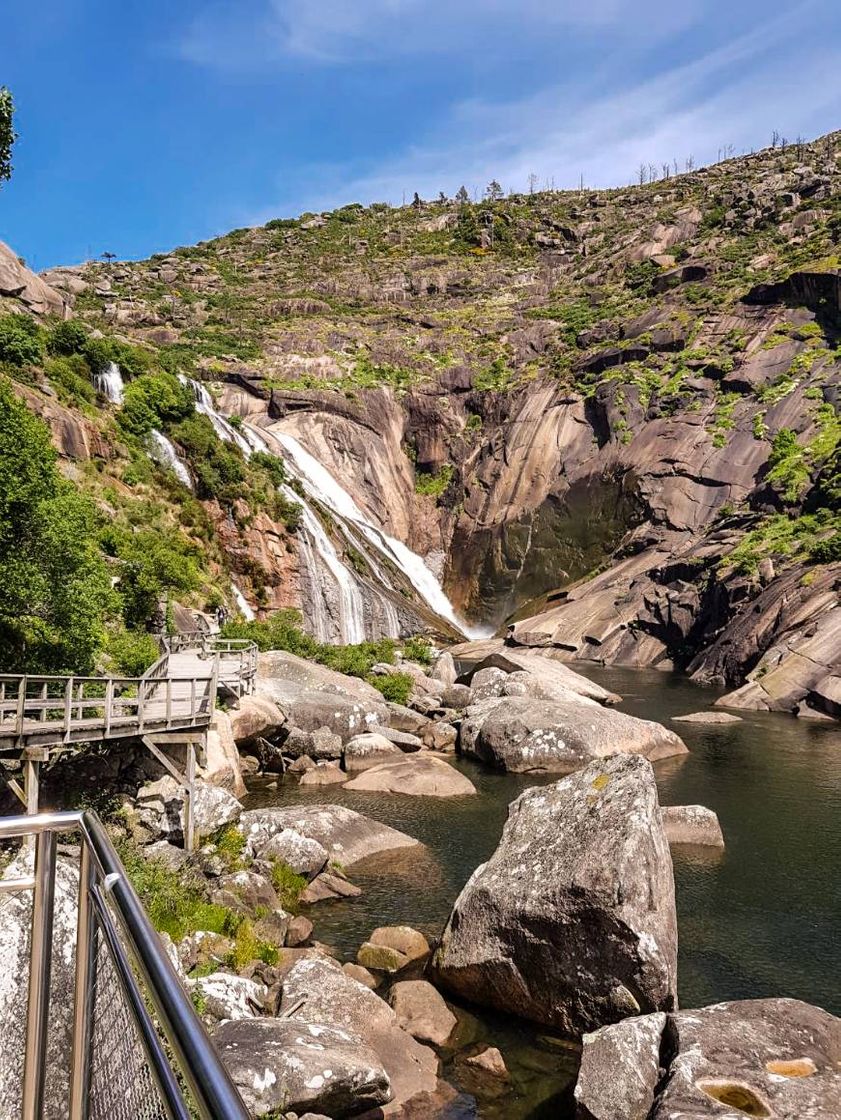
(2, 0, 841, 269)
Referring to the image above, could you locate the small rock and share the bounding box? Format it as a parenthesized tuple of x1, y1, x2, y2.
(357, 926, 430, 973)
(285, 915, 314, 947)
(298, 761, 348, 787)
(344, 732, 403, 772)
(342, 962, 379, 989)
(389, 980, 457, 1046)
(190, 972, 267, 1022)
(288, 755, 316, 773)
(301, 872, 362, 904)
(423, 722, 458, 752)
(370, 725, 424, 752)
(661, 805, 725, 849)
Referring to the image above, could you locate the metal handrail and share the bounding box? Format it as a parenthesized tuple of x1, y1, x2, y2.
(0, 810, 249, 1120)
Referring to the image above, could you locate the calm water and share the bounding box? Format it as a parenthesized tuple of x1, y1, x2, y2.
(246, 666, 841, 1117)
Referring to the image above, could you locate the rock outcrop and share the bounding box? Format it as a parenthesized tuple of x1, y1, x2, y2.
(459, 695, 687, 773)
(240, 804, 421, 866)
(574, 999, 841, 1120)
(433, 755, 678, 1034)
(344, 754, 477, 796)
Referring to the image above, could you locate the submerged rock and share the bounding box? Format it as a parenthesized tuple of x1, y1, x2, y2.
(575, 999, 841, 1120)
(344, 754, 477, 797)
(459, 695, 687, 773)
(672, 710, 743, 724)
(433, 755, 678, 1034)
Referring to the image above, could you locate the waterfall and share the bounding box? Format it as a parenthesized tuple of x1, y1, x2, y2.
(232, 583, 256, 621)
(178, 375, 253, 456)
(273, 432, 470, 636)
(93, 361, 125, 403)
(148, 430, 193, 489)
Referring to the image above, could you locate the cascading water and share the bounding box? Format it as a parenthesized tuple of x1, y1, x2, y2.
(232, 583, 256, 621)
(93, 361, 125, 403)
(273, 432, 472, 636)
(178, 375, 253, 456)
(148, 429, 193, 489)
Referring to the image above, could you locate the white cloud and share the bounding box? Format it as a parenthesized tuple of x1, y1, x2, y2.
(179, 0, 700, 67)
(245, 10, 841, 221)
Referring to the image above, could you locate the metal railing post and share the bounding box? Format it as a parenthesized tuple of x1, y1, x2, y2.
(69, 844, 95, 1120)
(185, 742, 196, 852)
(22, 830, 57, 1120)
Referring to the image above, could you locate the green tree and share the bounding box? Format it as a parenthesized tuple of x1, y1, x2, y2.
(0, 380, 114, 671)
(0, 314, 42, 366)
(119, 371, 194, 436)
(486, 179, 503, 201)
(0, 87, 15, 185)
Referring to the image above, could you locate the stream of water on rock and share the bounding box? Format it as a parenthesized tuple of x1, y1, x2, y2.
(245, 665, 841, 1118)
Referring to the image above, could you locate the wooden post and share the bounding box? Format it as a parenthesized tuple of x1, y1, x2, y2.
(185, 741, 196, 852)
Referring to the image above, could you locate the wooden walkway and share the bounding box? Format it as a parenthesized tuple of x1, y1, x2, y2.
(0, 635, 259, 842)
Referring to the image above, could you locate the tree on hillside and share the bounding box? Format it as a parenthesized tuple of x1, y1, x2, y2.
(0, 380, 114, 671)
(485, 180, 503, 201)
(455, 185, 470, 204)
(0, 87, 16, 185)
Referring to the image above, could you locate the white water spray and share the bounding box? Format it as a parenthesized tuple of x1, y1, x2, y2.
(94, 361, 125, 403)
(231, 583, 256, 621)
(148, 430, 193, 489)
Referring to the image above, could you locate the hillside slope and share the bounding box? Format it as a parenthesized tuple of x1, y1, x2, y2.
(3, 131, 840, 714)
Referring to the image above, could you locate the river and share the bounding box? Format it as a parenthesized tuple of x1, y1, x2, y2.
(245, 665, 841, 1117)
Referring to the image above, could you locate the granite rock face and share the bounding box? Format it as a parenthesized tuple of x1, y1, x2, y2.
(575, 999, 841, 1120)
(459, 695, 687, 773)
(240, 804, 421, 866)
(433, 755, 678, 1034)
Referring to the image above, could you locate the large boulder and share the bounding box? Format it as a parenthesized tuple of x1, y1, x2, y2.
(464, 649, 620, 704)
(280, 958, 440, 1110)
(283, 725, 343, 761)
(285, 689, 390, 743)
(0, 240, 67, 316)
(202, 711, 246, 797)
(240, 804, 421, 866)
(214, 1017, 391, 1117)
(344, 732, 403, 772)
(257, 649, 386, 705)
(260, 828, 329, 878)
(459, 695, 687, 773)
(227, 694, 286, 744)
(433, 755, 678, 1034)
(575, 999, 841, 1120)
(134, 776, 241, 844)
(344, 754, 477, 797)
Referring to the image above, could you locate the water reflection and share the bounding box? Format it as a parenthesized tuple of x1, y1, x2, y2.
(245, 664, 841, 1115)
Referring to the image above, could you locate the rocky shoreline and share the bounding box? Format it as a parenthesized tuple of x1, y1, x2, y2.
(2, 643, 839, 1118)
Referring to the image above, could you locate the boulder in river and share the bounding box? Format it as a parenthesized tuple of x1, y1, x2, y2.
(344, 731, 404, 772)
(661, 805, 725, 849)
(672, 710, 743, 724)
(285, 689, 389, 743)
(459, 695, 687, 773)
(259, 828, 328, 879)
(240, 804, 421, 866)
(464, 648, 621, 704)
(357, 925, 431, 973)
(298, 760, 349, 786)
(433, 755, 678, 1034)
(574, 998, 841, 1120)
(389, 981, 457, 1047)
(214, 1017, 391, 1116)
(344, 754, 478, 797)
(227, 694, 286, 743)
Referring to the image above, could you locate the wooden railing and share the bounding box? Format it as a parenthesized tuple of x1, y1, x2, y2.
(162, 633, 258, 696)
(0, 667, 217, 748)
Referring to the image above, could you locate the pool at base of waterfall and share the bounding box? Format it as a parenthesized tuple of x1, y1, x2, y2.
(244, 664, 841, 1118)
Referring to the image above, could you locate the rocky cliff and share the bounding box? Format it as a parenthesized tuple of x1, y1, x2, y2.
(6, 129, 841, 714)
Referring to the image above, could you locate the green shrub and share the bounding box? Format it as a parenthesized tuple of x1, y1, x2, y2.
(119, 372, 194, 436)
(373, 672, 414, 706)
(106, 628, 160, 675)
(268, 860, 307, 912)
(402, 635, 433, 665)
(415, 463, 453, 498)
(169, 414, 246, 502)
(44, 354, 96, 406)
(215, 826, 248, 871)
(0, 314, 41, 366)
(47, 319, 89, 356)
